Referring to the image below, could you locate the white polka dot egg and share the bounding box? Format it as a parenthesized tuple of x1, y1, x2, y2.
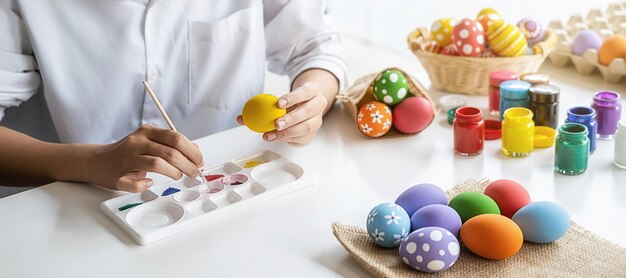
(452, 18, 485, 57)
(399, 227, 460, 273)
(431, 18, 458, 47)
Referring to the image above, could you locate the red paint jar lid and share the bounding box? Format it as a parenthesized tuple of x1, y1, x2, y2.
(489, 70, 518, 86)
(485, 120, 502, 140)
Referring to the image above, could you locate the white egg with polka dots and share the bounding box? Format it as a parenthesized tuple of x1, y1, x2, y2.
(399, 227, 460, 273)
(451, 18, 485, 57)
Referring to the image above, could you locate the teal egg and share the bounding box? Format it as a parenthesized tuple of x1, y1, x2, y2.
(366, 203, 411, 248)
(373, 70, 409, 106)
(512, 201, 571, 243)
(448, 192, 500, 223)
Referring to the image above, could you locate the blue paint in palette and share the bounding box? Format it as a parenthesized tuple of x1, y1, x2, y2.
(162, 187, 180, 196)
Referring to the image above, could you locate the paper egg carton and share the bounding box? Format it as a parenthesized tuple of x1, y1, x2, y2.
(101, 150, 315, 245)
(547, 1, 626, 82)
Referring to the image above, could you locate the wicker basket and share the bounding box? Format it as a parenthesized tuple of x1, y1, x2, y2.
(407, 28, 557, 95)
(336, 67, 436, 138)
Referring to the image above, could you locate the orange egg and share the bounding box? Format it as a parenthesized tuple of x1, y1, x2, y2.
(598, 35, 626, 66)
(460, 214, 523, 260)
(357, 101, 392, 137)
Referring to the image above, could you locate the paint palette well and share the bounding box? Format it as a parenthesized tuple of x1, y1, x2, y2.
(100, 150, 315, 245)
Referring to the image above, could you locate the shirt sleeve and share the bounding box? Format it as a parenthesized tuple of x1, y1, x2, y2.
(263, 0, 349, 90)
(0, 1, 41, 120)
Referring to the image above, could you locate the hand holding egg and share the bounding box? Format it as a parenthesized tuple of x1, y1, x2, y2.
(239, 82, 328, 147)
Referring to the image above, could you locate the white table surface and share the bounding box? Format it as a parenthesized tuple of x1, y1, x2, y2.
(1, 37, 626, 277)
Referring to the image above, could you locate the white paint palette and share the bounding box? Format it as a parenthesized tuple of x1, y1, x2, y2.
(548, 2, 626, 82)
(100, 150, 315, 245)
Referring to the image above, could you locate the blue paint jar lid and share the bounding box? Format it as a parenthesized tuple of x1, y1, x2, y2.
(500, 80, 531, 100)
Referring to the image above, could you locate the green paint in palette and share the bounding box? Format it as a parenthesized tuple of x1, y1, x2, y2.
(118, 202, 142, 211)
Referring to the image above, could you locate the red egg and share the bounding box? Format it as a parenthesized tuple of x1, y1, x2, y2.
(452, 18, 485, 57)
(392, 97, 434, 134)
(484, 179, 531, 218)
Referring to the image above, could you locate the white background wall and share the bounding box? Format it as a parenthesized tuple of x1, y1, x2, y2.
(327, 0, 623, 51)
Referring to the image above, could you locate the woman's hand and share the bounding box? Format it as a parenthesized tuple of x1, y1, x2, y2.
(92, 124, 204, 192)
(238, 82, 328, 147)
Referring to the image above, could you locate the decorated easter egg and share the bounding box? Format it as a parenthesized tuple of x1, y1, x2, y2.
(517, 17, 545, 45)
(242, 94, 286, 133)
(477, 8, 500, 19)
(431, 18, 458, 47)
(461, 214, 523, 260)
(487, 20, 528, 57)
(484, 179, 531, 218)
(392, 97, 434, 134)
(440, 45, 458, 56)
(452, 18, 485, 57)
(477, 12, 501, 34)
(410, 204, 462, 237)
(448, 192, 500, 223)
(571, 30, 602, 56)
(399, 227, 460, 273)
(512, 201, 571, 243)
(357, 101, 392, 138)
(598, 35, 626, 66)
(366, 203, 411, 248)
(395, 183, 447, 217)
(373, 70, 409, 106)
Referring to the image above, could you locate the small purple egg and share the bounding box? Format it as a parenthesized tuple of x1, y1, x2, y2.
(410, 204, 462, 238)
(395, 184, 448, 217)
(517, 17, 544, 45)
(571, 30, 602, 56)
(399, 227, 460, 273)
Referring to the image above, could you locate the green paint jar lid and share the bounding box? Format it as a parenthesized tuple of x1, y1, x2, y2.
(447, 107, 460, 125)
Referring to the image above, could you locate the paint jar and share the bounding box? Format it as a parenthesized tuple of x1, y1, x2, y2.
(499, 80, 531, 122)
(565, 107, 597, 154)
(529, 85, 560, 129)
(520, 72, 550, 86)
(591, 91, 622, 140)
(502, 107, 534, 157)
(615, 121, 626, 169)
(454, 106, 485, 156)
(555, 123, 589, 175)
(488, 70, 518, 117)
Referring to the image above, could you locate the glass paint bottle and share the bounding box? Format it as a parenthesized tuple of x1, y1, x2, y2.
(565, 107, 597, 154)
(499, 80, 531, 122)
(615, 121, 626, 169)
(555, 123, 589, 175)
(454, 106, 485, 156)
(591, 91, 622, 139)
(488, 70, 518, 117)
(502, 107, 534, 157)
(529, 85, 560, 129)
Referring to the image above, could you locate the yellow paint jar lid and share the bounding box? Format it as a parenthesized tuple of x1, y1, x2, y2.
(534, 126, 556, 148)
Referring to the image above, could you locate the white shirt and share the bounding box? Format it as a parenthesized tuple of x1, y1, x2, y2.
(0, 0, 348, 143)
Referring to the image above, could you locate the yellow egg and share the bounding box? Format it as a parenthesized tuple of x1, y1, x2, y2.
(242, 94, 286, 133)
(431, 18, 458, 47)
(477, 8, 500, 19)
(487, 20, 528, 57)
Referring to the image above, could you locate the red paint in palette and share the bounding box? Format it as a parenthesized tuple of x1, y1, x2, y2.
(205, 174, 224, 182)
(454, 106, 485, 156)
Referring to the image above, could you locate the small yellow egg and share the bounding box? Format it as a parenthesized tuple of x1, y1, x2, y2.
(477, 8, 500, 19)
(431, 18, 458, 47)
(242, 94, 286, 133)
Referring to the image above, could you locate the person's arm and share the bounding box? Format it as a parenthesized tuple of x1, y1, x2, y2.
(0, 125, 205, 192)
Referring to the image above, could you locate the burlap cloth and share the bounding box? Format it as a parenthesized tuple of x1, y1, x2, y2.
(332, 178, 626, 277)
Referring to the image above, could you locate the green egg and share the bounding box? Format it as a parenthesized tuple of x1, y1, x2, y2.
(372, 70, 409, 106)
(448, 192, 500, 223)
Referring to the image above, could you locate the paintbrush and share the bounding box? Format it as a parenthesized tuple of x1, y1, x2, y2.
(142, 80, 208, 184)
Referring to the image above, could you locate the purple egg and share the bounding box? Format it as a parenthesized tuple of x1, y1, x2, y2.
(395, 184, 448, 217)
(410, 204, 462, 238)
(399, 227, 460, 273)
(517, 17, 545, 45)
(571, 30, 602, 56)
